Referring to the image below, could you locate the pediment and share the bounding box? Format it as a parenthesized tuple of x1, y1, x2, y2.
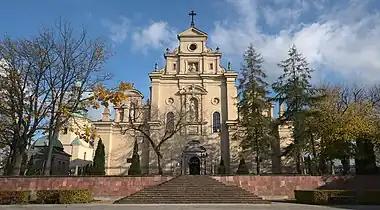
(179, 84, 208, 95)
(178, 27, 207, 38)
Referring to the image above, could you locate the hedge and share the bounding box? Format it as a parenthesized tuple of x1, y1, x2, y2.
(295, 190, 380, 205)
(36, 189, 92, 204)
(0, 191, 30, 205)
(0, 189, 92, 205)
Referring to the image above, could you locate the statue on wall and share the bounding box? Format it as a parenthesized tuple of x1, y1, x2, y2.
(189, 98, 198, 122)
(188, 62, 197, 72)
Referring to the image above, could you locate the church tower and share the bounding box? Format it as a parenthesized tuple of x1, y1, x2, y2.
(148, 11, 239, 174)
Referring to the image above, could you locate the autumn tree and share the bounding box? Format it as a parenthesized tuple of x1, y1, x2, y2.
(237, 44, 271, 174)
(272, 45, 317, 174)
(0, 18, 132, 176)
(307, 84, 378, 174)
(0, 36, 53, 175)
(40, 20, 132, 175)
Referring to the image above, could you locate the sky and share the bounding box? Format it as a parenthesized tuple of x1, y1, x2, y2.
(1, 0, 380, 120)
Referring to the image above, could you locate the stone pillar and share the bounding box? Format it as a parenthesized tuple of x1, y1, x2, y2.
(102, 107, 111, 121)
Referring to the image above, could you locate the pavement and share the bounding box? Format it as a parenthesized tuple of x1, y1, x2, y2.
(0, 203, 379, 210)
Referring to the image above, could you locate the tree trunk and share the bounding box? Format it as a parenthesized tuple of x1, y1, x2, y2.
(355, 139, 378, 174)
(340, 157, 350, 175)
(43, 127, 59, 175)
(270, 122, 282, 173)
(157, 152, 163, 175)
(10, 147, 24, 176)
(318, 155, 328, 175)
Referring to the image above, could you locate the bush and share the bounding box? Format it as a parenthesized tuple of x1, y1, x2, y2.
(358, 190, 380, 205)
(128, 139, 141, 175)
(294, 190, 380, 205)
(36, 190, 60, 204)
(0, 191, 30, 205)
(36, 189, 92, 204)
(58, 189, 92, 204)
(236, 158, 249, 174)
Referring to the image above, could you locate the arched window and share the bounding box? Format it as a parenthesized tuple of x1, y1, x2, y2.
(189, 98, 199, 122)
(84, 152, 87, 160)
(129, 102, 136, 122)
(166, 112, 175, 131)
(212, 112, 221, 133)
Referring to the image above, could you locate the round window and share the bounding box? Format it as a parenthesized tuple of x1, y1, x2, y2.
(189, 43, 197, 51)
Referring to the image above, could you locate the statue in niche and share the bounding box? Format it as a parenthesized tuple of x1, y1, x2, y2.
(189, 98, 198, 122)
(188, 63, 197, 72)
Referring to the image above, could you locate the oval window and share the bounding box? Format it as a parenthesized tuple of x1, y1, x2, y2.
(189, 44, 197, 51)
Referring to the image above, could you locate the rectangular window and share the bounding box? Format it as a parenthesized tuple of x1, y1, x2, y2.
(173, 63, 176, 70)
(210, 63, 213, 70)
(63, 128, 68, 134)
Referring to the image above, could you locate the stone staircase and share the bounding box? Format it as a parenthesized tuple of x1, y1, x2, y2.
(115, 175, 270, 204)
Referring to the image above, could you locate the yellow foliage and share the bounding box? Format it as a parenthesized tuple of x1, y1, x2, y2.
(310, 87, 378, 145)
(89, 82, 131, 109)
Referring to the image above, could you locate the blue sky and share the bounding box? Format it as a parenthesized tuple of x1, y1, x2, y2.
(1, 0, 380, 120)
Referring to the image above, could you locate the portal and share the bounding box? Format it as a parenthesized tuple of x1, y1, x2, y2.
(188, 156, 201, 175)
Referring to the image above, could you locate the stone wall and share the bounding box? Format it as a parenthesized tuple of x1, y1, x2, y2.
(2, 175, 379, 199)
(212, 175, 380, 199)
(0, 176, 174, 197)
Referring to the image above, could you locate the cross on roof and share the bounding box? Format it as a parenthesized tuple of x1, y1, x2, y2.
(188, 10, 197, 27)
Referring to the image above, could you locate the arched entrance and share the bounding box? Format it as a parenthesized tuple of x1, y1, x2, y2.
(188, 156, 201, 175)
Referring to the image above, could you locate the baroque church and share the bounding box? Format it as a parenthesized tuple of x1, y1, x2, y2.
(59, 12, 292, 175)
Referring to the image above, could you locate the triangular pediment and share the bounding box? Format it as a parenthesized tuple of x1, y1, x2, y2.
(178, 26, 208, 38)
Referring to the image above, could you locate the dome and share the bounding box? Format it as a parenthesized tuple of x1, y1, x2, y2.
(32, 135, 64, 149)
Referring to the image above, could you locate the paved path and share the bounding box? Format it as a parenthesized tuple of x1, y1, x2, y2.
(0, 203, 378, 210)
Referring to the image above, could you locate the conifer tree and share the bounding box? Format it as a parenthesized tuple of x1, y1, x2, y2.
(237, 44, 271, 174)
(236, 158, 249, 174)
(91, 139, 105, 175)
(272, 45, 316, 174)
(128, 139, 141, 175)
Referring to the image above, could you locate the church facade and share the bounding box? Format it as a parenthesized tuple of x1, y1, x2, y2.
(92, 20, 249, 175)
(87, 16, 294, 176)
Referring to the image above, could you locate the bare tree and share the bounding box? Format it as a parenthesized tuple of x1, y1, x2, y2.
(41, 20, 115, 175)
(118, 102, 189, 175)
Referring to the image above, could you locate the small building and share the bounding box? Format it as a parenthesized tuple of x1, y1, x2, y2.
(28, 135, 71, 175)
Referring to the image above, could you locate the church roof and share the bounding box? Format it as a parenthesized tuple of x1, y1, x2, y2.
(71, 137, 82, 146)
(177, 26, 208, 39)
(32, 135, 64, 149)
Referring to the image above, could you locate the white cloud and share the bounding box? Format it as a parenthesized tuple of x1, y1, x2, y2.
(131, 21, 178, 54)
(101, 16, 130, 44)
(210, 0, 380, 84)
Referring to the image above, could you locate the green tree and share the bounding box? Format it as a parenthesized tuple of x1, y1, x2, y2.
(236, 158, 249, 174)
(91, 139, 105, 175)
(272, 45, 316, 174)
(237, 44, 271, 174)
(128, 139, 141, 175)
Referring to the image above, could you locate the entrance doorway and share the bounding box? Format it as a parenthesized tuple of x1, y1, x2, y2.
(189, 156, 201, 175)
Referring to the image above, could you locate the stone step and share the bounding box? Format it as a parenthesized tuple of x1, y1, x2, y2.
(115, 175, 269, 204)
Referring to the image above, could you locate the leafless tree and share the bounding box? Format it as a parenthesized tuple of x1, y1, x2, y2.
(118, 102, 189, 175)
(41, 20, 111, 175)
